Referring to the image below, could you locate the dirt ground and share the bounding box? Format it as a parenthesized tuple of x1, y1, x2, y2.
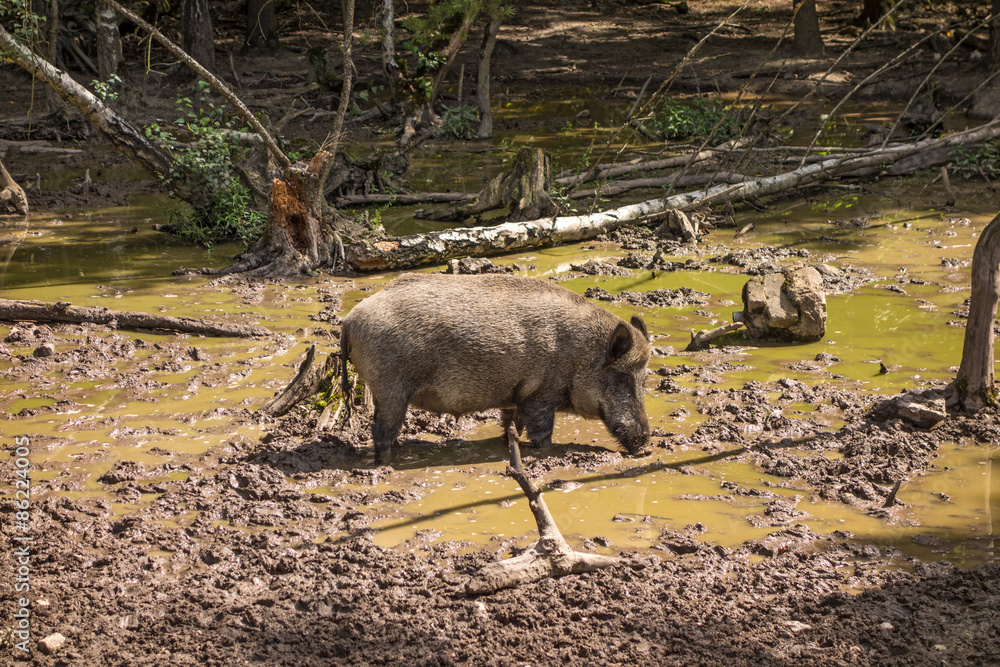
(2, 1, 1000, 665)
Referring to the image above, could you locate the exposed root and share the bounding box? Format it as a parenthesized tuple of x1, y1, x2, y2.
(466, 423, 620, 595)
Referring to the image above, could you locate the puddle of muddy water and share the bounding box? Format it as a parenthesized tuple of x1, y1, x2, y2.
(2, 145, 998, 569)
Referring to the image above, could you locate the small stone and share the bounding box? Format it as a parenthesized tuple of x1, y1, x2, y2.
(39, 633, 68, 655)
(880, 622, 894, 631)
(783, 620, 812, 633)
(33, 342, 55, 358)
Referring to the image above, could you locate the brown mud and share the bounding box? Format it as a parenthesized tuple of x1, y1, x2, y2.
(2, 1, 1000, 665)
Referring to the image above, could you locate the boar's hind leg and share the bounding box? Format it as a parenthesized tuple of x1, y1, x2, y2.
(372, 396, 409, 465)
(501, 409, 525, 436)
(517, 400, 555, 449)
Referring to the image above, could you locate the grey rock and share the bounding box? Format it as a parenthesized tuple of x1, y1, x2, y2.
(742, 267, 827, 342)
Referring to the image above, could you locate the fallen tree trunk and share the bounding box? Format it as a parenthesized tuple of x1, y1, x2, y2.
(346, 120, 1000, 272)
(0, 299, 271, 337)
(570, 171, 748, 200)
(555, 139, 748, 187)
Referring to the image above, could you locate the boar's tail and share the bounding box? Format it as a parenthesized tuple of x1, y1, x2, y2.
(339, 335, 352, 418)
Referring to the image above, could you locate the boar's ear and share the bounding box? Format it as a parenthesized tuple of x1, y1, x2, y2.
(630, 315, 648, 341)
(606, 322, 634, 364)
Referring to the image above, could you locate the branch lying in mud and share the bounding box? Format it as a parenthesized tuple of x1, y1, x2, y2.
(334, 192, 474, 207)
(569, 171, 748, 200)
(466, 424, 619, 595)
(555, 138, 750, 188)
(0, 299, 271, 338)
(345, 120, 1000, 272)
(686, 321, 745, 352)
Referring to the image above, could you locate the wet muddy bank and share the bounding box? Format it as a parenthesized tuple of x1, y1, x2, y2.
(3, 480, 998, 666)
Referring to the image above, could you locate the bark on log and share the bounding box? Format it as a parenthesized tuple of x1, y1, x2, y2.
(466, 423, 620, 595)
(947, 212, 1000, 412)
(0, 299, 271, 337)
(346, 120, 1000, 272)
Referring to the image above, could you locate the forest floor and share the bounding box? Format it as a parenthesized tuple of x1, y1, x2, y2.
(2, 0, 1000, 665)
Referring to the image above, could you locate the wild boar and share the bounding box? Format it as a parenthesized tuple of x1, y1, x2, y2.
(340, 273, 652, 464)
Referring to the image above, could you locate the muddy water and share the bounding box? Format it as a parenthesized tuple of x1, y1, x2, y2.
(2, 177, 997, 567)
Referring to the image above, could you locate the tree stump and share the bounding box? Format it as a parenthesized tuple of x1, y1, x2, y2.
(0, 155, 28, 215)
(947, 212, 1000, 412)
(417, 147, 557, 223)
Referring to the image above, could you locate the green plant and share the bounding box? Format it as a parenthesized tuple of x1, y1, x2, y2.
(144, 80, 266, 247)
(951, 142, 1000, 181)
(398, 0, 479, 102)
(440, 104, 479, 139)
(0, 0, 45, 44)
(647, 96, 743, 144)
(91, 74, 122, 103)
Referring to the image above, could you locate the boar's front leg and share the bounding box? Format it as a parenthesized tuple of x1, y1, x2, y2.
(372, 394, 409, 465)
(516, 399, 556, 449)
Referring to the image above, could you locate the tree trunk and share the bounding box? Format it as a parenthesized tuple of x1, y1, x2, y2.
(792, 0, 823, 57)
(382, 0, 397, 72)
(245, 0, 278, 50)
(0, 156, 29, 215)
(991, 0, 1000, 71)
(182, 0, 216, 72)
(475, 11, 503, 139)
(96, 2, 122, 80)
(0, 299, 271, 337)
(947, 213, 1000, 412)
(429, 10, 478, 105)
(195, 1, 356, 279)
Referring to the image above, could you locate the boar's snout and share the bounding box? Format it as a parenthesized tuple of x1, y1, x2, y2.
(602, 406, 651, 456)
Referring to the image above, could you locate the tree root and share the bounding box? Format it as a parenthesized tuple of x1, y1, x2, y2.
(260, 344, 336, 418)
(466, 424, 619, 595)
(685, 320, 745, 351)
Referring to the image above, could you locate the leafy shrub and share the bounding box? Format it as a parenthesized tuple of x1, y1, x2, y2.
(144, 80, 266, 247)
(647, 96, 743, 144)
(951, 142, 1000, 181)
(440, 104, 479, 139)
